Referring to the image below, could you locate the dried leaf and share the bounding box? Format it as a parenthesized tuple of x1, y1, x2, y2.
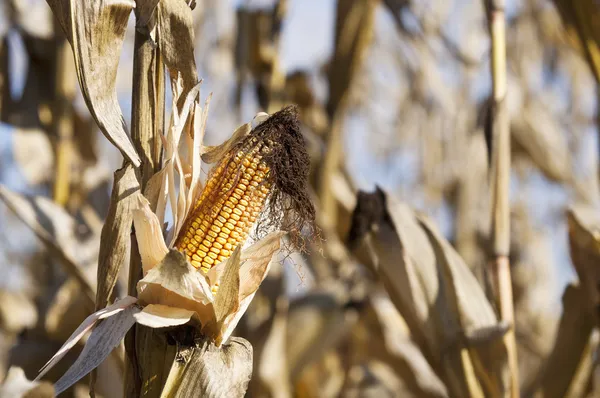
(47, 0, 140, 166)
(134, 304, 195, 328)
(137, 250, 215, 328)
(172, 337, 253, 398)
(132, 195, 169, 274)
(96, 164, 140, 310)
(54, 305, 140, 394)
(0, 367, 54, 398)
(214, 247, 242, 327)
(36, 296, 137, 381)
(0, 185, 95, 306)
(158, 0, 198, 91)
(349, 189, 508, 397)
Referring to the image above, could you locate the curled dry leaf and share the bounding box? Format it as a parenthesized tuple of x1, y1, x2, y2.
(46, 0, 140, 166)
(96, 164, 140, 310)
(0, 367, 54, 398)
(348, 188, 508, 397)
(53, 305, 140, 395)
(158, 0, 198, 92)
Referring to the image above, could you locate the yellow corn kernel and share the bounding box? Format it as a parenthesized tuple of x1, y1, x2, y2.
(174, 147, 272, 272)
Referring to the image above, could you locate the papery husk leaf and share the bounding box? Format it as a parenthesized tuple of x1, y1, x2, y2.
(0, 367, 54, 398)
(201, 122, 251, 164)
(12, 128, 55, 185)
(96, 164, 140, 310)
(53, 305, 140, 394)
(186, 96, 211, 213)
(207, 231, 284, 295)
(171, 337, 253, 398)
(36, 296, 137, 381)
(134, 304, 196, 328)
(132, 195, 169, 274)
(144, 166, 169, 215)
(0, 185, 95, 306)
(350, 189, 508, 397)
(46, 0, 140, 166)
(158, 0, 198, 92)
(137, 250, 216, 329)
(214, 247, 242, 326)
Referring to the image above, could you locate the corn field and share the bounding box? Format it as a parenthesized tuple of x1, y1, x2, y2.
(0, 0, 598, 397)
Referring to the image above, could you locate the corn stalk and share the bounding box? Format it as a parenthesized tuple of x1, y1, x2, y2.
(485, 0, 519, 396)
(123, 6, 165, 396)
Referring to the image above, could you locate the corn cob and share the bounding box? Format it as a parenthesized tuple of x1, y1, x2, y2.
(175, 139, 272, 273)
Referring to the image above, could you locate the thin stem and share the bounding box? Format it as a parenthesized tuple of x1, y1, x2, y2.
(486, 0, 520, 396)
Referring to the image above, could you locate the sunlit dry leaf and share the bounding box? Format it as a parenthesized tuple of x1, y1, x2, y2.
(214, 247, 241, 326)
(137, 250, 215, 328)
(0, 291, 37, 335)
(132, 195, 169, 273)
(12, 128, 55, 185)
(96, 164, 140, 310)
(171, 337, 253, 398)
(134, 304, 195, 328)
(0, 185, 95, 305)
(53, 305, 140, 394)
(46, 0, 141, 166)
(0, 367, 54, 398)
(158, 0, 198, 91)
(36, 296, 137, 381)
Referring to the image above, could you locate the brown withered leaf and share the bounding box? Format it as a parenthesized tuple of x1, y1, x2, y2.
(567, 205, 600, 320)
(53, 305, 140, 394)
(349, 188, 508, 397)
(0, 367, 54, 398)
(172, 337, 253, 398)
(528, 284, 595, 398)
(214, 247, 241, 326)
(96, 164, 140, 310)
(0, 185, 95, 306)
(158, 0, 198, 91)
(46, 0, 141, 166)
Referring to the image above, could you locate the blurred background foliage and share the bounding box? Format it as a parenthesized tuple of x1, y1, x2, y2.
(0, 0, 599, 396)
